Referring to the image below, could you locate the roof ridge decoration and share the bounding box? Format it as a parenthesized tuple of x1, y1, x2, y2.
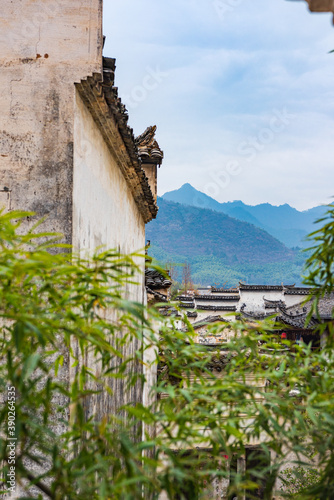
(278, 307, 307, 319)
(284, 301, 308, 312)
(135, 125, 164, 166)
(145, 268, 172, 289)
(75, 60, 160, 223)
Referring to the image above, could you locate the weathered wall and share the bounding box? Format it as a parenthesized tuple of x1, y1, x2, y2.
(0, 0, 103, 243)
(73, 91, 146, 258)
(239, 290, 284, 311)
(284, 294, 308, 309)
(73, 90, 146, 419)
(142, 164, 158, 202)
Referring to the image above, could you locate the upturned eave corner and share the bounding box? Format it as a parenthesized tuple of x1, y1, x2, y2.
(135, 125, 164, 167)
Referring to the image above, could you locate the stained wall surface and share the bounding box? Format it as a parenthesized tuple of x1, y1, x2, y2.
(73, 91, 146, 261)
(73, 90, 146, 419)
(0, 0, 103, 243)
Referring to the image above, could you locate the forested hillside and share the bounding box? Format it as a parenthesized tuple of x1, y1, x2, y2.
(163, 184, 325, 248)
(147, 198, 307, 286)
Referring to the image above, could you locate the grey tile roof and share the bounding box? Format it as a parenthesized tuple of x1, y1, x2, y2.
(146, 287, 168, 302)
(284, 288, 313, 296)
(181, 315, 225, 331)
(284, 293, 334, 320)
(195, 295, 240, 301)
(177, 296, 196, 302)
(135, 126, 163, 165)
(239, 283, 295, 291)
(279, 309, 318, 329)
(197, 305, 237, 312)
(145, 269, 172, 289)
(159, 307, 197, 318)
(211, 287, 239, 293)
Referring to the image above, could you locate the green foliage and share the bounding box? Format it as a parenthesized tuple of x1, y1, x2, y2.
(147, 198, 294, 265)
(146, 198, 311, 286)
(149, 244, 308, 287)
(280, 466, 320, 498)
(0, 206, 334, 499)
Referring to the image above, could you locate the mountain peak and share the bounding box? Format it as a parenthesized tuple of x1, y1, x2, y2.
(163, 184, 222, 211)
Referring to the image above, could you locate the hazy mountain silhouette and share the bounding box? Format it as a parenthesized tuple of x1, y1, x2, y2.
(162, 183, 325, 248)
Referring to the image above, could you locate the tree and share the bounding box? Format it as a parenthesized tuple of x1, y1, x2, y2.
(1, 206, 334, 499)
(181, 261, 193, 294)
(165, 261, 180, 299)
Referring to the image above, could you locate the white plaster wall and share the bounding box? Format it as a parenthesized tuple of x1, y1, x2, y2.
(73, 90, 146, 291)
(73, 91, 148, 422)
(0, 1, 102, 66)
(284, 295, 308, 309)
(239, 290, 284, 311)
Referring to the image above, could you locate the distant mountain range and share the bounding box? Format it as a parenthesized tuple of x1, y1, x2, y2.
(162, 183, 326, 248)
(146, 196, 308, 287)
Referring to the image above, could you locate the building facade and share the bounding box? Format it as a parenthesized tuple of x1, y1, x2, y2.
(0, 0, 163, 423)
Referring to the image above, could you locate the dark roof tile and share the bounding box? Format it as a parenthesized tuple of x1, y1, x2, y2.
(75, 60, 160, 224)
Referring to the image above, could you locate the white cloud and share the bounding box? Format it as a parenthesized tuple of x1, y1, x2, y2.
(103, 0, 334, 210)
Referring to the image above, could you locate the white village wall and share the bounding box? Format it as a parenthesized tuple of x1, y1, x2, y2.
(72, 90, 149, 421)
(239, 290, 284, 311)
(284, 294, 308, 309)
(73, 90, 146, 276)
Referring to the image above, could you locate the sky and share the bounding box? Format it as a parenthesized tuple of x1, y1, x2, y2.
(103, 0, 334, 211)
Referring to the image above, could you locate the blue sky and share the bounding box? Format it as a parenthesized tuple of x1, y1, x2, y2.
(103, 0, 334, 210)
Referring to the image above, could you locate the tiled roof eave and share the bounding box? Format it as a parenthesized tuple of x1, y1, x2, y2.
(279, 316, 318, 330)
(145, 269, 172, 289)
(75, 73, 158, 224)
(239, 283, 295, 291)
(146, 287, 168, 302)
(196, 305, 236, 311)
(135, 126, 164, 165)
(195, 295, 240, 301)
(284, 289, 314, 295)
(306, 0, 334, 13)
